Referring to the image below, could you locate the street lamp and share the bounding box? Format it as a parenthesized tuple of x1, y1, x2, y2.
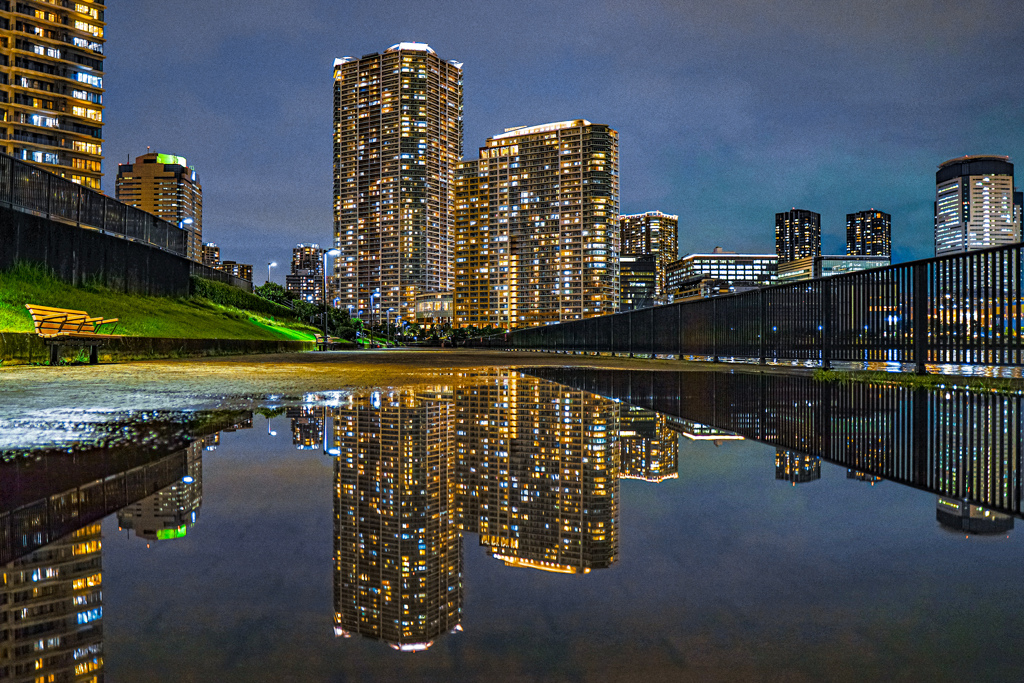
(267, 261, 277, 285)
(321, 248, 341, 351)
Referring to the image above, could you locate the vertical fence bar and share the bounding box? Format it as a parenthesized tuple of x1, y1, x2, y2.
(913, 261, 928, 374)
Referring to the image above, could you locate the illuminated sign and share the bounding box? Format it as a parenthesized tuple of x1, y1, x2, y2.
(156, 525, 187, 540)
(156, 153, 187, 167)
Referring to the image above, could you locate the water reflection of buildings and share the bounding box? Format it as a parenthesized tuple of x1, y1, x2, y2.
(331, 390, 462, 651)
(0, 524, 104, 682)
(775, 449, 822, 484)
(936, 497, 1014, 536)
(847, 470, 883, 484)
(117, 443, 203, 543)
(288, 407, 325, 450)
(620, 406, 678, 482)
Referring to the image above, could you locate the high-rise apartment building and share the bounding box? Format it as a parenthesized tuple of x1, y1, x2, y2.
(116, 152, 203, 261)
(117, 443, 203, 542)
(775, 209, 821, 264)
(619, 210, 678, 301)
(286, 243, 325, 303)
(846, 209, 891, 256)
(202, 242, 221, 268)
(934, 155, 1018, 256)
(0, 1, 105, 189)
(454, 120, 619, 328)
(333, 43, 463, 323)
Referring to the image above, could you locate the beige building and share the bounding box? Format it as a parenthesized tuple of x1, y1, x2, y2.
(454, 119, 619, 329)
(332, 43, 463, 323)
(0, 1, 105, 189)
(934, 155, 1019, 256)
(115, 152, 203, 261)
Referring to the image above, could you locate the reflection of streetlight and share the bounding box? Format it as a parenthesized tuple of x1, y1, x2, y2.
(321, 248, 341, 351)
(387, 308, 395, 346)
(267, 261, 277, 285)
(267, 419, 277, 437)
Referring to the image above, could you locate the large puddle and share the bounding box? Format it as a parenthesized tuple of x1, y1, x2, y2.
(2, 368, 1022, 681)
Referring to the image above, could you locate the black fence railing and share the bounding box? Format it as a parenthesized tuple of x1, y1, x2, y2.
(475, 242, 1024, 373)
(0, 151, 188, 257)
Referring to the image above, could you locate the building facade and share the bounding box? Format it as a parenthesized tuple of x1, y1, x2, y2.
(846, 209, 891, 256)
(333, 43, 463, 324)
(934, 155, 1019, 256)
(666, 249, 777, 300)
(286, 243, 325, 304)
(619, 254, 657, 311)
(116, 152, 203, 261)
(619, 210, 678, 302)
(0, 1, 105, 189)
(219, 261, 253, 282)
(776, 254, 891, 283)
(454, 120, 619, 328)
(202, 242, 221, 269)
(775, 209, 821, 264)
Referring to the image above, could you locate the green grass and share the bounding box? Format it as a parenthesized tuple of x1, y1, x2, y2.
(0, 263, 318, 341)
(812, 368, 1024, 395)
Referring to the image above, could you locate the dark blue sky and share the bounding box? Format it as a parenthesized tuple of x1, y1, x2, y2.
(103, 1, 1024, 282)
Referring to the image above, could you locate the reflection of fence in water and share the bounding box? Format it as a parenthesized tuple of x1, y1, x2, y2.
(524, 367, 1023, 518)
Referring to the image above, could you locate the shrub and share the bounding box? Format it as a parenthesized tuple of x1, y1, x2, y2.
(189, 277, 295, 319)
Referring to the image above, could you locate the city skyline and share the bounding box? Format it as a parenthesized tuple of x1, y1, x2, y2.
(99, 1, 1024, 282)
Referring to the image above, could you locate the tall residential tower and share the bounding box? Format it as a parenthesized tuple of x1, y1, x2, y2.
(333, 43, 463, 323)
(846, 209, 891, 257)
(934, 155, 1019, 256)
(775, 209, 821, 264)
(619, 210, 678, 304)
(0, 1, 105, 188)
(454, 120, 619, 328)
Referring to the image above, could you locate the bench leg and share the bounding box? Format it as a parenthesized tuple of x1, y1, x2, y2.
(49, 344, 60, 366)
(89, 346, 99, 365)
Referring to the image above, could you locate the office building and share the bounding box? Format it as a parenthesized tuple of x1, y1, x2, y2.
(116, 152, 203, 261)
(775, 209, 821, 264)
(619, 210, 678, 301)
(0, 1, 105, 189)
(1015, 189, 1023, 233)
(666, 248, 777, 300)
(286, 243, 325, 304)
(619, 254, 657, 311)
(846, 209, 891, 256)
(454, 119, 619, 328)
(333, 43, 463, 323)
(934, 155, 1018, 256)
(331, 390, 461, 650)
(776, 254, 890, 283)
(202, 242, 221, 269)
(117, 443, 203, 542)
(219, 261, 253, 282)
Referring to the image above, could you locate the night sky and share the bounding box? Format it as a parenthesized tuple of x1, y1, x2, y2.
(103, 1, 1024, 282)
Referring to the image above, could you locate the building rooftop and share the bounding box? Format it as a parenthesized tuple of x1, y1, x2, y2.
(939, 154, 1011, 168)
(492, 120, 593, 140)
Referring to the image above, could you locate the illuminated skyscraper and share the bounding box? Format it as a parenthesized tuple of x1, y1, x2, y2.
(117, 443, 203, 542)
(0, 1, 105, 189)
(619, 405, 679, 483)
(116, 152, 203, 261)
(934, 155, 1018, 256)
(0, 523, 104, 681)
(775, 449, 821, 484)
(333, 43, 463, 323)
(286, 243, 326, 304)
(454, 120, 619, 328)
(331, 390, 461, 650)
(477, 374, 620, 573)
(775, 209, 821, 264)
(846, 209, 891, 257)
(619, 210, 678, 302)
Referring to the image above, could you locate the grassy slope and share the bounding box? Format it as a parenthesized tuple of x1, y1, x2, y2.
(0, 265, 318, 341)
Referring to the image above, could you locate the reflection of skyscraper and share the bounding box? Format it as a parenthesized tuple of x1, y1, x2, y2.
(775, 449, 821, 484)
(287, 406, 325, 450)
(117, 443, 203, 542)
(478, 374, 619, 573)
(1, 523, 104, 681)
(331, 391, 461, 650)
(847, 470, 883, 484)
(619, 405, 678, 482)
(936, 497, 1014, 535)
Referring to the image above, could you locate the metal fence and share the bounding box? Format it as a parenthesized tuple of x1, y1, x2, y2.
(0, 152, 187, 257)
(475, 242, 1024, 373)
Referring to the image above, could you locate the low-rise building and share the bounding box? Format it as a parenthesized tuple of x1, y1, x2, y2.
(667, 248, 777, 300)
(619, 254, 658, 311)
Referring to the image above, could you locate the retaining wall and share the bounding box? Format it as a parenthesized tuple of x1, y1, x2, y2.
(0, 332, 314, 366)
(0, 205, 251, 296)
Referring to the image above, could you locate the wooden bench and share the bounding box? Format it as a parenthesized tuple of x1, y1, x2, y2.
(25, 304, 123, 365)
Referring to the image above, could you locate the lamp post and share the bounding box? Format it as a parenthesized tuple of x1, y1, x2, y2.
(178, 218, 193, 257)
(267, 261, 277, 285)
(321, 248, 340, 351)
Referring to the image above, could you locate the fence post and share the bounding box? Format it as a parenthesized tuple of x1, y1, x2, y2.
(913, 262, 928, 375)
(711, 298, 719, 363)
(821, 279, 832, 370)
(759, 288, 766, 365)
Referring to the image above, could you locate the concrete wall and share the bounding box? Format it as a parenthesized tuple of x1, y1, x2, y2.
(0, 205, 251, 296)
(0, 332, 314, 366)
